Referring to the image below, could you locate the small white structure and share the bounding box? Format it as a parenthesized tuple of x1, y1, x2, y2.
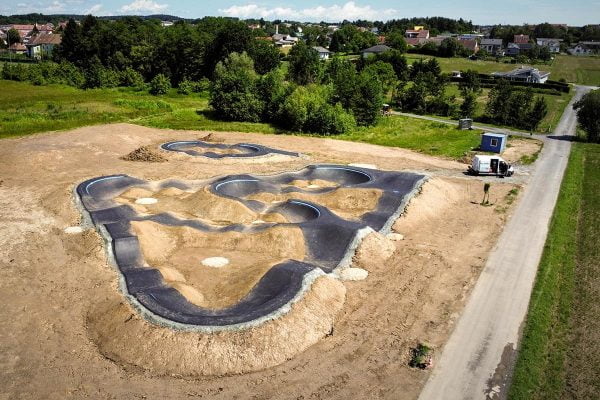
(312, 46, 331, 60)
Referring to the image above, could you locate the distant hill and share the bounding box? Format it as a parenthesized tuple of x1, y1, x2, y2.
(0, 13, 187, 25)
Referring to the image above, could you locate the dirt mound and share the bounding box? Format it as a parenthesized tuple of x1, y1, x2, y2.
(121, 146, 167, 162)
(131, 221, 306, 309)
(87, 275, 346, 377)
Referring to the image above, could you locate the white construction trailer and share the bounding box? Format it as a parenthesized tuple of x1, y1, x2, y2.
(468, 155, 514, 177)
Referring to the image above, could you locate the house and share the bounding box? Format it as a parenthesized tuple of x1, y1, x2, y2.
(492, 66, 550, 83)
(405, 27, 429, 39)
(273, 34, 299, 47)
(505, 42, 532, 56)
(480, 38, 503, 54)
(26, 33, 62, 59)
(405, 25, 430, 46)
(568, 41, 600, 56)
(536, 38, 562, 53)
(361, 44, 392, 58)
(8, 42, 27, 54)
(514, 34, 530, 44)
(459, 38, 479, 53)
(480, 133, 507, 153)
(312, 46, 331, 60)
(8, 24, 35, 39)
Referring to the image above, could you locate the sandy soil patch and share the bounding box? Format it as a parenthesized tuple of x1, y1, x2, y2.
(0, 123, 523, 399)
(503, 138, 543, 164)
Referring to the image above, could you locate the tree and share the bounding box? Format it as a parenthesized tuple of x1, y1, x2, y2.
(210, 52, 263, 122)
(204, 20, 255, 77)
(288, 42, 323, 85)
(373, 49, 409, 81)
(256, 68, 289, 121)
(325, 57, 357, 109)
(460, 92, 477, 118)
(386, 30, 408, 52)
(574, 89, 600, 142)
(6, 28, 21, 45)
(459, 70, 482, 96)
(527, 97, 548, 131)
(363, 61, 397, 94)
(485, 79, 513, 125)
(438, 37, 466, 57)
(350, 69, 384, 126)
(249, 40, 281, 75)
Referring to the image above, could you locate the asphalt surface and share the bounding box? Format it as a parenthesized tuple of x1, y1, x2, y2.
(76, 165, 425, 328)
(418, 85, 595, 400)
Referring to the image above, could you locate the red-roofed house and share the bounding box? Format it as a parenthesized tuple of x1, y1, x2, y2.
(514, 34, 530, 44)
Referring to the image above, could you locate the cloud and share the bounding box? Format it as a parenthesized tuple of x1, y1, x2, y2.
(84, 3, 103, 14)
(46, 0, 66, 11)
(219, 1, 398, 21)
(121, 0, 168, 13)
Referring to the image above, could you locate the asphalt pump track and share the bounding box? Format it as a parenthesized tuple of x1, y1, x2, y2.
(76, 165, 426, 330)
(161, 140, 300, 159)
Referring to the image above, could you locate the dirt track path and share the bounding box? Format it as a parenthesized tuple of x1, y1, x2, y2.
(418, 85, 595, 400)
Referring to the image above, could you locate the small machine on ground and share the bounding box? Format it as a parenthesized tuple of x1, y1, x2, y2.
(468, 155, 514, 177)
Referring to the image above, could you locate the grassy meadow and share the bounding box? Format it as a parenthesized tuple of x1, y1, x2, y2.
(509, 143, 600, 400)
(406, 54, 600, 86)
(0, 80, 481, 159)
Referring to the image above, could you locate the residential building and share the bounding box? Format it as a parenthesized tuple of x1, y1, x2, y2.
(568, 41, 600, 56)
(361, 44, 392, 58)
(26, 33, 62, 59)
(506, 42, 532, 56)
(458, 38, 479, 53)
(8, 42, 27, 54)
(312, 46, 331, 60)
(480, 38, 503, 54)
(514, 34, 530, 44)
(536, 38, 562, 53)
(492, 66, 550, 83)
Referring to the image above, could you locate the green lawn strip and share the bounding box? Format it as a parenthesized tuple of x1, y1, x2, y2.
(334, 115, 482, 159)
(0, 80, 201, 138)
(563, 143, 600, 399)
(405, 54, 600, 85)
(508, 143, 585, 400)
(0, 80, 484, 160)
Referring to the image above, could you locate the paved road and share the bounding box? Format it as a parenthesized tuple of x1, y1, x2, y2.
(418, 85, 594, 400)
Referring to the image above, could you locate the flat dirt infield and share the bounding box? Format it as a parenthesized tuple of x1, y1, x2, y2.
(0, 123, 523, 399)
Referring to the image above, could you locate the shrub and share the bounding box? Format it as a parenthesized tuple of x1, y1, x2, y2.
(177, 79, 194, 94)
(278, 85, 330, 131)
(149, 73, 171, 95)
(119, 67, 145, 89)
(306, 103, 356, 135)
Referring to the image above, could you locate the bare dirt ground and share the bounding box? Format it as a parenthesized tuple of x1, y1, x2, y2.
(0, 123, 528, 399)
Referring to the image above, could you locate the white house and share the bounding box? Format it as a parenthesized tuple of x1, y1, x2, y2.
(536, 38, 562, 53)
(492, 66, 550, 83)
(312, 46, 331, 60)
(568, 41, 600, 56)
(25, 33, 61, 59)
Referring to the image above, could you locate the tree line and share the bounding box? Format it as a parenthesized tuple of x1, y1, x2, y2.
(209, 42, 407, 135)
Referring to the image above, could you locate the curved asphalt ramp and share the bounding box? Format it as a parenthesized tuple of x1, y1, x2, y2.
(161, 140, 300, 158)
(76, 165, 425, 328)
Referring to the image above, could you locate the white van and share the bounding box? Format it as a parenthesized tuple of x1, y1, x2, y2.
(468, 155, 514, 177)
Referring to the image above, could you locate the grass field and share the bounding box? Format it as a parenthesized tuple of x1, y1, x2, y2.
(0, 80, 481, 159)
(508, 142, 600, 400)
(443, 84, 573, 133)
(406, 54, 600, 86)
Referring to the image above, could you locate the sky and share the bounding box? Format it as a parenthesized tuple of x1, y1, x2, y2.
(1, 0, 599, 26)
